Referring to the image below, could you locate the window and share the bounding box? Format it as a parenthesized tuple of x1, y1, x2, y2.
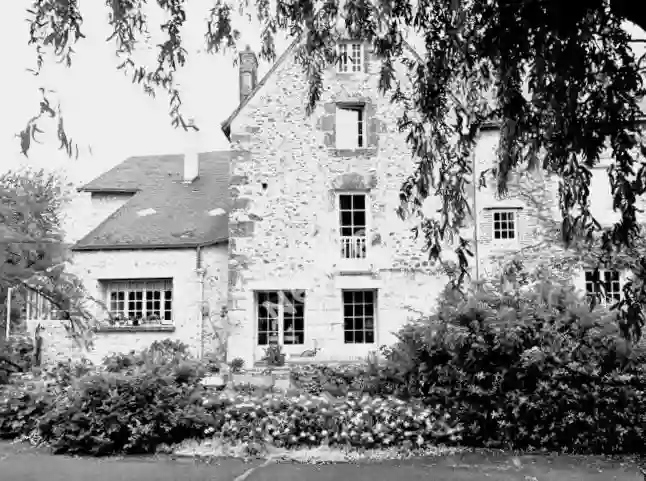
(493, 210, 517, 240)
(25, 290, 55, 320)
(257, 290, 305, 345)
(241, 72, 252, 91)
(585, 270, 621, 306)
(337, 42, 363, 73)
(102, 279, 173, 326)
(335, 105, 365, 149)
(338, 193, 368, 259)
(343, 290, 375, 344)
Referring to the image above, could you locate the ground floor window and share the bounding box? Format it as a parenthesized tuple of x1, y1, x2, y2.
(585, 269, 621, 306)
(342, 289, 376, 344)
(102, 278, 173, 325)
(256, 290, 305, 345)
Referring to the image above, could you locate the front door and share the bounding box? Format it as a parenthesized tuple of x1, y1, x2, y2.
(255, 290, 306, 363)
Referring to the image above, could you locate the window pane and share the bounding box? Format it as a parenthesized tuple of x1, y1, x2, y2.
(339, 195, 352, 210)
(352, 195, 366, 210)
(353, 211, 366, 227)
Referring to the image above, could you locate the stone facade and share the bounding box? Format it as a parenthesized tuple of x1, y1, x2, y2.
(225, 42, 457, 367)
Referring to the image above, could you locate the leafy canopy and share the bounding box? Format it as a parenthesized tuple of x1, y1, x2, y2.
(19, 0, 646, 340)
(0, 168, 94, 344)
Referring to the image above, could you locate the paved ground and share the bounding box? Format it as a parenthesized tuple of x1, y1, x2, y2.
(0, 442, 642, 481)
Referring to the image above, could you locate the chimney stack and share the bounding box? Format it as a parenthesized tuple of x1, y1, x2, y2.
(239, 45, 258, 104)
(183, 118, 200, 183)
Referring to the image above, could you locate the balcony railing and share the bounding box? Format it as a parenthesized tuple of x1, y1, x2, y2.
(340, 236, 367, 259)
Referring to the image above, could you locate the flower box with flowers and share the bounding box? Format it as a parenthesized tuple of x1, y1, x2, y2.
(96, 313, 175, 332)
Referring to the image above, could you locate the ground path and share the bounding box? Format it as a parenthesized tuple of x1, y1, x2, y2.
(0, 442, 642, 481)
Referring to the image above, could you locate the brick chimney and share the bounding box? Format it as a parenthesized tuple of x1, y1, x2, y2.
(239, 45, 258, 104)
(183, 118, 200, 183)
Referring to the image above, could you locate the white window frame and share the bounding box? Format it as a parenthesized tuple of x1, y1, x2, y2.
(101, 278, 173, 326)
(337, 192, 370, 262)
(335, 104, 366, 150)
(584, 269, 622, 307)
(491, 209, 519, 245)
(342, 289, 377, 344)
(25, 289, 55, 320)
(255, 290, 306, 346)
(337, 42, 364, 73)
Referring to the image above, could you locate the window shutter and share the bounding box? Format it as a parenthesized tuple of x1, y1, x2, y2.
(336, 108, 357, 149)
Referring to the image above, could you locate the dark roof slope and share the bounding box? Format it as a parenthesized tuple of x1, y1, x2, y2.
(73, 151, 230, 251)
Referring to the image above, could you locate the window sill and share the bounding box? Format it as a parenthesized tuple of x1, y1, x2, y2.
(330, 147, 377, 157)
(336, 259, 373, 274)
(95, 325, 176, 333)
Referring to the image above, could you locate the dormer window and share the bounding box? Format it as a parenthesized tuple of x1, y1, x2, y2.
(337, 43, 363, 73)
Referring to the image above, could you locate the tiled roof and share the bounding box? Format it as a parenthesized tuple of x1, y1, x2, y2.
(73, 151, 231, 250)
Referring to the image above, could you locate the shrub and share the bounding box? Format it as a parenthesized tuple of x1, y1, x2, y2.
(229, 357, 245, 373)
(378, 277, 646, 454)
(37, 370, 212, 455)
(0, 374, 60, 440)
(0, 335, 36, 384)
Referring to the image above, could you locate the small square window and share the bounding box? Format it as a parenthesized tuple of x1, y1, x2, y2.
(585, 270, 621, 306)
(337, 43, 363, 73)
(335, 105, 365, 150)
(492, 210, 517, 241)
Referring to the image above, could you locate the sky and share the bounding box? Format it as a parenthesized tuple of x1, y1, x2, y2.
(1, 2, 644, 190)
(0, 0, 288, 187)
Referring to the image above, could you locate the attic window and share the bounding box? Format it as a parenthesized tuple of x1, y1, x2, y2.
(337, 43, 363, 73)
(241, 72, 252, 91)
(336, 104, 365, 149)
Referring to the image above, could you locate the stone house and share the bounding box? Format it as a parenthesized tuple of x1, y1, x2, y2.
(27, 39, 639, 365)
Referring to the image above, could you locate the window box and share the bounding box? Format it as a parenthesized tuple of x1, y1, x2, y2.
(95, 324, 176, 333)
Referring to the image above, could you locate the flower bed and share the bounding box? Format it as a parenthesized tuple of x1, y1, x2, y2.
(202, 392, 461, 450)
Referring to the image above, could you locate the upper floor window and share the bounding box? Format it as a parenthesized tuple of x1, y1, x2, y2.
(337, 43, 363, 73)
(336, 104, 365, 149)
(585, 269, 621, 306)
(338, 193, 367, 259)
(241, 72, 253, 91)
(493, 210, 517, 241)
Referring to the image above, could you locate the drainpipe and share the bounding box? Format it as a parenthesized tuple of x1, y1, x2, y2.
(472, 147, 480, 282)
(195, 246, 206, 359)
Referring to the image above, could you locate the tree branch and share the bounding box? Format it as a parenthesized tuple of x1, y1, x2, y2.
(610, 0, 646, 35)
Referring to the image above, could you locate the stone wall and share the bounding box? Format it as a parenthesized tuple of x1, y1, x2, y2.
(225, 42, 459, 366)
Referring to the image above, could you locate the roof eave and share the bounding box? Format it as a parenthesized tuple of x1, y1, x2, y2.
(77, 187, 140, 194)
(71, 238, 229, 252)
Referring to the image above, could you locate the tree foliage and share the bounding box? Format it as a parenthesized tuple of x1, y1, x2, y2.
(0, 168, 95, 345)
(19, 0, 646, 341)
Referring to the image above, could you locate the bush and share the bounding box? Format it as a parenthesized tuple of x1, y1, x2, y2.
(0, 335, 36, 384)
(377, 277, 646, 454)
(37, 370, 211, 455)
